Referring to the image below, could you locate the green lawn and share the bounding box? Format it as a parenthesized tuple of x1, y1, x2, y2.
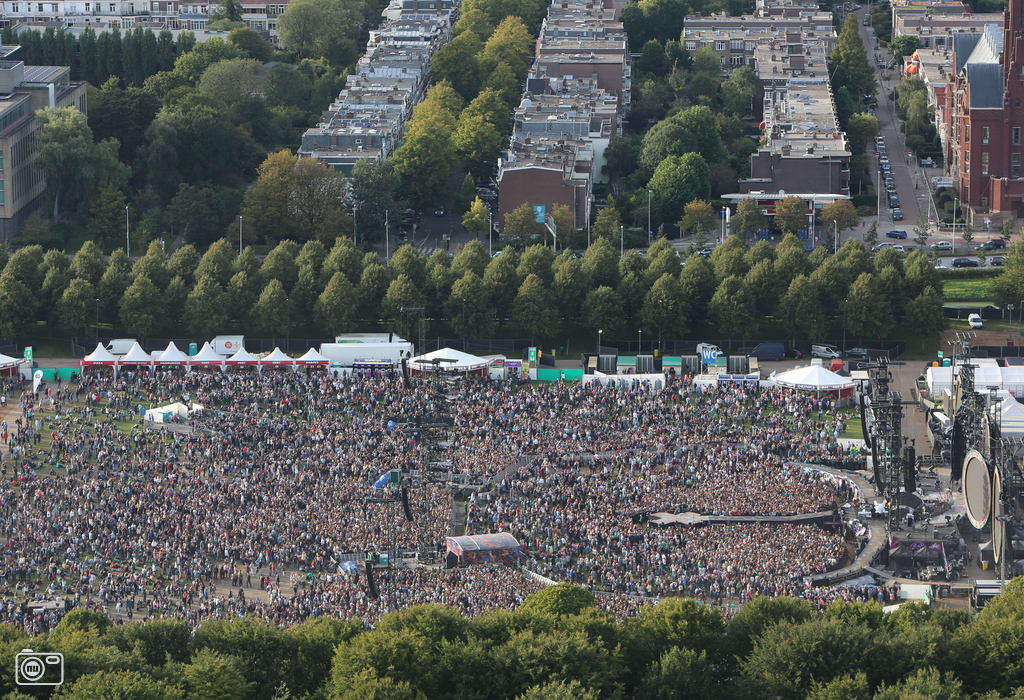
(943, 278, 993, 302)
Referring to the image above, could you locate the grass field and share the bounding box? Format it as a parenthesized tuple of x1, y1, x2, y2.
(943, 278, 993, 301)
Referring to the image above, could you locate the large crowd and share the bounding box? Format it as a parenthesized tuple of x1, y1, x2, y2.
(0, 366, 867, 633)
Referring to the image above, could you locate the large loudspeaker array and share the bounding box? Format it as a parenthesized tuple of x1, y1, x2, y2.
(903, 446, 916, 493)
(859, 359, 910, 537)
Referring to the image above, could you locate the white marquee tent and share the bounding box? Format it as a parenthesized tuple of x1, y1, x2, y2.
(154, 342, 190, 366)
(225, 347, 261, 365)
(81, 343, 119, 368)
(190, 342, 225, 367)
(261, 347, 294, 366)
(409, 347, 489, 375)
(773, 364, 855, 392)
(296, 348, 329, 365)
(118, 342, 153, 366)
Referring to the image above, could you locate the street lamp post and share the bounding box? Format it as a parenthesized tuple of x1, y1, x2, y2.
(125, 205, 130, 257)
(647, 189, 652, 243)
(952, 197, 958, 252)
(834, 220, 839, 254)
(597, 329, 603, 354)
(95, 297, 99, 346)
(638, 328, 642, 355)
(238, 215, 243, 255)
(353, 202, 359, 246)
(620, 225, 624, 257)
(1019, 299, 1023, 337)
(488, 208, 493, 257)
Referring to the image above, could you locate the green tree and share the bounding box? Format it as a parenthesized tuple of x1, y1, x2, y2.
(583, 286, 623, 336)
(479, 16, 532, 75)
(197, 58, 261, 106)
(392, 105, 458, 208)
(649, 153, 711, 227)
(721, 66, 759, 118)
(830, 15, 875, 100)
(381, 274, 425, 328)
(774, 196, 808, 235)
(517, 245, 556, 285)
(276, 0, 358, 61)
(582, 237, 620, 287)
(183, 649, 251, 700)
(351, 158, 401, 247)
(241, 150, 299, 242)
(889, 34, 923, 59)
(504, 203, 540, 246)
(727, 596, 816, 661)
(451, 239, 490, 279)
(289, 158, 349, 241)
(57, 278, 95, 335)
(731, 199, 767, 239)
(678, 200, 716, 240)
(710, 275, 757, 340)
(819, 199, 859, 236)
(846, 113, 880, 155)
(904, 286, 948, 348)
(634, 648, 716, 700)
(314, 271, 357, 335)
(72, 240, 108, 286)
(184, 274, 228, 337)
(448, 272, 493, 338)
(430, 31, 484, 102)
(261, 240, 301, 290)
(513, 274, 558, 337)
(846, 272, 893, 340)
(641, 273, 688, 342)
(805, 673, 871, 700)
(52, 670, 183, 700)
(463, 197, 489, 238)
(252, 278, 293, 337)
(227, 26, 272, 61)
(454, 114, 501, 180)
(119, 275, 162, 337)
(389, 245, 428, 289)
(173, 37, 244, 83)
(679, 254, 716, 317)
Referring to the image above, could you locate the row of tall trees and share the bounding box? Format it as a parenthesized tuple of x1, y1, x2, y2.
(0, 222, 948, 344)
(10, 581, 1024, 699)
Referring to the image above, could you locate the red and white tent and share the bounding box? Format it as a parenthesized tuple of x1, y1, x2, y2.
(190, 342, 225, 367)
(261, 347, 294, 367)
(81, 343, 118, 368)
(296, 348, 329, 365)
(154, 342, 190, 366)
(225, 347, 261, 365)
(118, 342, 153, 366)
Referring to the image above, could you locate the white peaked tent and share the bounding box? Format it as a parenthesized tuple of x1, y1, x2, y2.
(997, 395, 1024, 437)
(0, 353, 20, 370)
(154, 342, 190, 366)
(262, 347, 294, 366)
(410, 347, 489, 375)
(296, 348, 329, 365)
(225, 347, 261, 365)
(118, 342, 153, 366)
(773, 364, 854, 392)
(190, 342, 225, 366)
(81, 342, 119, 367)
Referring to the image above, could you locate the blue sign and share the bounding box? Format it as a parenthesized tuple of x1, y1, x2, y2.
(798, 229, 808, 239)
(533, 205, 546, 223)
(701, 348, 718, 364)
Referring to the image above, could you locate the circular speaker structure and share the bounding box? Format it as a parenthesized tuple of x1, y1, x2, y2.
(964, 449, 991, 530)
(994, 467, 1004, 565)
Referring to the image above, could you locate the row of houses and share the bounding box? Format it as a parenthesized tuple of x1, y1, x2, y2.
(494, 0, 630, 232)
(889, 0, 1024, 222)
(296, 0, 456, 173)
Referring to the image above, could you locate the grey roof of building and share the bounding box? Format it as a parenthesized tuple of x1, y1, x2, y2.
(953, 32, 982, 73)
(966, 62, 1004, 108)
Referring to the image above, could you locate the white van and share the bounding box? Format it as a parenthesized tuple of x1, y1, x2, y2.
(812, 344, 842, 359)
(968, 314, 983, 329)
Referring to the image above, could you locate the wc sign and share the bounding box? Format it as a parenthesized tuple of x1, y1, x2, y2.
(701, 348, 718, 364)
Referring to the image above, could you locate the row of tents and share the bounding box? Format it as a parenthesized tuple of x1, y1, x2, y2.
(80, 342, 330, 369)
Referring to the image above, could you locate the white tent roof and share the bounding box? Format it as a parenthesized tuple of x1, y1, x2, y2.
(0, 352, 20, 369)
(296, 348, 329, 365)
(262, 347, 294, 365)
(225, 347, 261, 365)
(82, 342, 119, 365)
(411, 347, 488, 371)
(773, 364, 854, 391)
(118, 342, 153, 365)
(190, 342, 225, 365)
(154, 342, 190, 365)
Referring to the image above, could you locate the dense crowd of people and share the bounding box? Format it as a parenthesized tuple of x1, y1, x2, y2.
(0, 366, 866, 633)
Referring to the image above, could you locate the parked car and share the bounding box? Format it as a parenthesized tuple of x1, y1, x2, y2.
(952, 257, 979, 268)
(892, 208, 903, 220)
(884, 177, 895, 188)
(872, 242, 895, 252)
(888, 195, 900, 208)
(433, 207, 446, 216)
(969, 313, 984, 329)
(785, 347, 805, 359)
(697, 248, 714, 258)
(921, 157, 935, 167)
(932, 241, 953, 252)
(812, 344, 842, 359)
(976, 239, 1008, 251)
(991, 255, 1006, 266)
(893, 245, 912, 253)
(846, 347, 870, 358)
(748, 342, 786, 362)
(886, 229, 908, 239)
